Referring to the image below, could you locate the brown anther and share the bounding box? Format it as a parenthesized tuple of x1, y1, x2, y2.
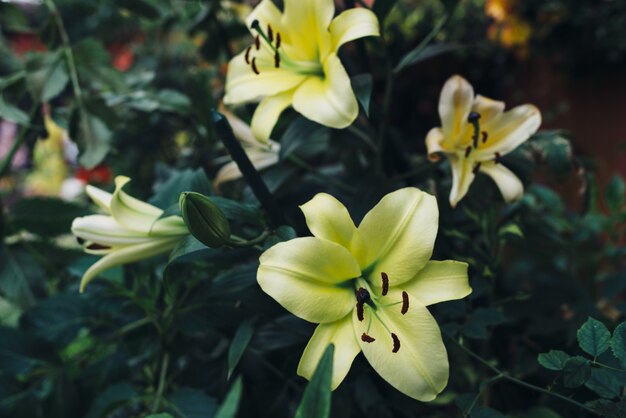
(355, 287, 371, 304)
(268, 24, 273, 43)
(251, 57, 259, 75)
(381, 272, 389, 296)
(276, 33, 281, 49)
(361, 333, 375, 343)
(391, 333, 400, 353)
(472, 162, 482, 174)
(250, 19, 260, 30)
(356, 302, 364, 321)
(494, 152, 501, 164)
(401, 291, 409, 315)
(87, 243, 110, 251)
(465, 146, 472, 158)
(274, 51, 280, 68)
(244, 46, 251, 65)
(255, 35, 260, 50)
(482, 131, 488, 143)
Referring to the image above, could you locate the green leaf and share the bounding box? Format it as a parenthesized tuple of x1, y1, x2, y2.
(584, 368, 621, 399)
(610, 322, 626, 367)
(169, 388, 217, 418)
(9, 197, 89, 236)
(214, 377, 243, 418)
(471, 407, 506, 418)
(228, 319, 254, 379)
(0, 326, 57, 376)
(508, 407, 562, 418)
(394, 16, 450, 73)
(84, 383, 138, 418)
(0, 94, 29, 125)
(577, 317, 611, 357)
(157, 89, 191, 114)
(77, 111, 112, 169)
(351, 74, 373, 117)
(529, 131, 573, 178)
(605, 176, 625, 214)
(462, 308, 506, 339)
(145, 414, 174, 418)
(0, 247, 38, 309)
(0, 3, 30, 32)
(498, 223, 524, 240)
(372, 0, 398, 22)
(168, 235, 212, 264)
(562, 356, 591, 388)
(25, 51, 69, 102)
(150, 168, 212, 210)
(116, 0, 161, 19)
(537, 350, 570, 371)
(20, 294, 85, 347)
(279, 117, 330, 161)
(294, 344, 334, 418)
(395, 43, 460, 73)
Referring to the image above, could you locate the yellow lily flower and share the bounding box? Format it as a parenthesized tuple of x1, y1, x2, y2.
(223, 0, 380, 142)
(71, 176, 189, 292)
(257, 188, 471, 401)
(426, 75, 541, 207)
(214, 108, 280, 189)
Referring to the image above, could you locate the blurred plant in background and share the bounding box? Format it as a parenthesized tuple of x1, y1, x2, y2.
(0, 0, 625, 418)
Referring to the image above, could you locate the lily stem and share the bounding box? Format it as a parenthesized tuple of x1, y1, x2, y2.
(211, 110, 286, 228)
(151, 352, 170, 413)
(228, 230, 271, 248)
(446, 334, 599, 416)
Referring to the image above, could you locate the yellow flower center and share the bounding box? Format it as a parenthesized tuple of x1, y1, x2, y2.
(461, 111, 501, 172)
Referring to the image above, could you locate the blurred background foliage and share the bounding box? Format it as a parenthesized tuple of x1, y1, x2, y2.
(0, 0, 625, 417)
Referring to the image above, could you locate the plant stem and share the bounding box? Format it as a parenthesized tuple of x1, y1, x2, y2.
(286, 155, 353, 192)
(375, 42, 394, 174)
(211, 110, 286, 227)
(446, 334, 600, 415)
(151, 352, 170, 413)
(347, 125, 378, 152)
(228, 230, 271, 247)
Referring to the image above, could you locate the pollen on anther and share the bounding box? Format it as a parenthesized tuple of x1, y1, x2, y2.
(244, 47, 251, 64)
(356, 302, 364, 321)
(391, 333, 400, 353)
(465, 146, 472, 158)
(401, 291, 409, 315)
(250, 19, 260, 30)
(482, 131, 488, 143)
(361, 333, 375, 343)
(472, 162, 482, 174)
(276, 33, 281, 48)
(381, 272, 389, 296)
(268, 25, 273, 43)
(251, 57, 260, 75)
(274, 51, 280, 68)
(255, 35, 260, 50)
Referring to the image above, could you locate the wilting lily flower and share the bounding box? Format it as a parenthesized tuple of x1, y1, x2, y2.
(214, 108, 280, 189)
(426, 75, 541, 207)
(223, 0, 380, 142)
(257, 188, 471, 401)
(71, 176, 189, 292)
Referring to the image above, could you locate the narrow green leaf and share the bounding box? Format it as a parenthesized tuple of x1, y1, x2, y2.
(228, 319, 254, 379)
(294, 344, 334, 418)
(610, 322, 626, 367)
(25, 51, 69, 102)
(214, 377, 243, 418)
(577, 317, 611, 357)
(169, 388, 217, 418)
(78, 112, 112, 169)
(351, 74, 373, 117)
(394, 16, 449, 73)
(562, 356, 591, 388)
(537, 350, 570, 371)
(372, 0, 398, 22)
(279, 117, 330, 160)
(0, 94, 29, 125)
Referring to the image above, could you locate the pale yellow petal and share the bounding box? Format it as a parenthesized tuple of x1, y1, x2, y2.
(439, 75, 474, 142)
(223, 50, 305, 105)
(214, 148, 279, 189)
(300, 193, 367, 265)
(330, 8, 380, 51)
(479, 162, 524, 202)
(403, 260, 471, 306)
(109, 176, 163, 233)
(245, 0, 283, 34)
(358, 188, 438, 286)
(257, 237, 361, 324)
(72, 215, 154, 246)
(353, 291, 449, 401)
(251, 90, 294, 143)
(292, 53, 358, 129)
(476, 104, 541, 157)
(79, 237, 182, 292)
(282, 0, 334, 60)
(425, 127, 447, 161)
(471, 95, 505, 123)
(297, 315, 361, 390)
(449, 155, 475, 208)
(85, 185, 112, 213)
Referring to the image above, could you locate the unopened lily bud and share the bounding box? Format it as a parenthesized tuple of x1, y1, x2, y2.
(179, 192, 231, 248)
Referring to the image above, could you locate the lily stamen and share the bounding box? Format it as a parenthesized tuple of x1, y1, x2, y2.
(361, 333, 375, 343)
(251, 58, 259, 75)
(401, 291, 409, 315)
(465, 146, 472, 158)
(472, 162, 482, 174)
(391, 333, 401, 353)
(381, 272, 389, 296)
(482, 131, 488, 143)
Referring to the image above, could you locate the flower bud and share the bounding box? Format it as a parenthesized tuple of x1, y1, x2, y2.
(179, 192, 231, 248)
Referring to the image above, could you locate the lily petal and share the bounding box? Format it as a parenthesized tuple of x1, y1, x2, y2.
(439, 75, 474, 142)
(353, 291, 449, 401)
(425, 127, 446, 162)
(358, 188, 438, 286)
(479, 162, 524, 202)
(79, 237, 182, 292)
(72, 215, 157, 246)
(282, 0, 334, 60)
(223, 51, 306, 105)
(403, 260, 471, 306)
(85, 185, 113, 213)
(214, 148, 279, 189)
(110, 176, 163, 233)
(258, 237, 361, 324)
(299, 193, 367, 265)
(298, 314, 361, 390)
(292, 53, 358, 129)
(245, 0, 283, 35)
(472, 95, 505, 123)
(330, 8, 380, 52)
(477, 104, 541, 157)
(449, 155, 475, 208)
(251, 90, 295, 142)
